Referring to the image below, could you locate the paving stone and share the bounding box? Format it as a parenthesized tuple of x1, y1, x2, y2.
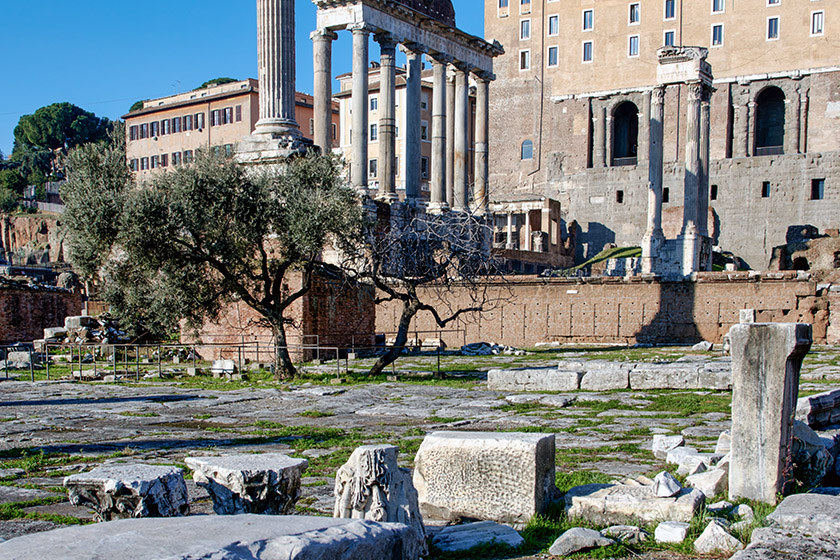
(565, 483, 704, 525)
(0, 486, 58, 505)
(731, 527, 840, 560)
(431, 521, 524, 552)
(548, 527, 614, 556)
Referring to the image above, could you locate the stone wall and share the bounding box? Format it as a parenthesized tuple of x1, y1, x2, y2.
(375, 273, 829, 348)
(0, 213, 65, 264)
(0, 282, 82, 344)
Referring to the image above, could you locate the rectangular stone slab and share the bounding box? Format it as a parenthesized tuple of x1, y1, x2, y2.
(796, 388, 840, 429)
(413, 431, 557, 524)
(565, 483, 705, 525)
(487, 368, 581, 391)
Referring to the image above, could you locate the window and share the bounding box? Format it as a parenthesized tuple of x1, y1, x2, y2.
(520, 19, 531, 40)
(223, 107, 233, 124)
(521, 139, 534, 160)
(140, 157, 149, 170)
(519, 49, 531, 70)
(761, 181, 771, 198)
(140, 123, 148, 139)
(712, 24, 724, 46)
(184, 150, 194, 163)
(184, 115, 193, 131)
(160, 154, 168, 168)
(548, 14, 559, 36)
(196, 113, 205, 129)
(547, 45, 559, 67)
(151, 155, 159, 169)
(130, 159, 138, 171)
(370, 123, 378, 141)
(370, 96, 378, 112)
(767, 0, 779, 5)
(767, 17, 779, 40)
(421, 156, 429, 178)
(628, 35, 640, 57)
(629, 3, 640, 24)
(712, 0, 725, 14)
(616, 190, 624, 204)
(664, 30, 675, 46)
(129, 126, 138, 141)
(755, 87, 785, 154)
(498, 0, 509, 17)
(172, 152, 182, 166)
(161, 119, 170, 135)
(582, 41, 593, 62)
(224, 144, 234, 157)
(150, 121, 159, 137)
(421, 93, 429, 110)
(710, 184, 718, 200)
(582, 9, 593, 30)
(520, 0, 530, 15)
(612, 101, 639, 164)
(811, 11, 824, 35)
(369, 158, 378, 178)
(664, 0, 675, 20)
(173, 117, 181, 133)
(663, 187, 670, 203)
(332, 123, 337, 140)
(421, 121, 429, 141)
(235, 105, 242, 122)
(811, 178, 825, 200)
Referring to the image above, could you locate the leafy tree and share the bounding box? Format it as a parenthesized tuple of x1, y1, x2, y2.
(62, 148, 363, 377)
(198, 77, 237, 89)
(0, 187, 18, 212)
(0, 168, 26, 195)
(129, 100, 146, 112)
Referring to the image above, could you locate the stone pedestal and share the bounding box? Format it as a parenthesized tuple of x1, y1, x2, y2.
(185, 453, 308, 515)
(728, 323, 812, 504)
(64, 464, 189, 521)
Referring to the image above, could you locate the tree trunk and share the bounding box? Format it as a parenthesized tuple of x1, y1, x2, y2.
(272, 322, 297, 379)
(369, 299, 416, 377)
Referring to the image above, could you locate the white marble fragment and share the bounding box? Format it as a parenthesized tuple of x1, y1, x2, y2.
(694, 520, 744, 554)
(549, 527, 614, 556)
(653, 471, 682, 498)
(654, 521, 689, 543)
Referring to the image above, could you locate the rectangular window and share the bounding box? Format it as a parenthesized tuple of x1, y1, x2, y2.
(211, 110, 220, 126)
(712, 24, 724, 46)
(520, 0, 530, 15)
(130, 159, 138, 171)
(421, 121, 429, 141)
(582, 9, 593, 30)
(811, 11, 824, 35)
(498, 0, 509, 17)
(519, 49, 531, 70)
(767, 0, 779, 5)
(767, 16, 779, 40)
(184, 150, 194, 163)
(151, 155, 159, 169)
(520, 19, 531, 40)
(370, 96, 378, 112)
(172, 117, 181, 133)
(161, 119, 170, 135)
(547, 45, 559, 66)
(150, 121, 159, 137)
(369, 158, 378, 178)
(629, 3, 640, 24)
(582, 41, 593, 62)
(160, 154, 168, 168)
(710, 184, 718, 200)
(223, 107, 233, 124)
(628, 35, 640, 57)
(712, 0, 725, 14)
(224, 144, 233, 157)
(664, 30, 675, 46)
(811, 178, 825, 200)
(548, 14, 559, 36)
(129, 126, 138, 141)
(140, 157, 149, 170)
(370, 123, 378, 141)
(663, 187, 670, 203)
(761, 181, 771, 198)
(172, 152, 181, 166)
(421, 93, 429, 110)
(235, 105, 242, 122)
(309, 118, 315, 135)
(140, 123, 148, 139)
(664, 0, 675, 19)
(332, 123, 337, 140)
(421, 156, 429, 178)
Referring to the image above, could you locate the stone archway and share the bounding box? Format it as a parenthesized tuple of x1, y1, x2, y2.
(612, 101, 639, 166)
(755, 86, 785, 155)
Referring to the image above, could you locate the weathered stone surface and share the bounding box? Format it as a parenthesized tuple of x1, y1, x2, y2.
(43, 327, 67, 340)
(694, 520, 743, 554)
(731, 527, 840, 560)
(729, 323, 812, 504)
(796, 388, 840, 429)
(548, 527, 614, 556)
(790, 420, 834, 488)
(652, 434, 685, 460)
(707, 500, 733, 513)
(413, 431, 558, 524)
(654, 521, 689, 543)
(766, 492, 840, 536)
(565, 483, 704, 525)
(579, 362, 631, 391)
(184, 453, 307, 515)
(210, 359, 236, 375)
(64, 316, 95, 330)
(0, 515, 423, 560)
(600, 525, 647, 544)
(431, 521, 524, 552)
(686, 468, 728, 499)
(715, 430, 731, 454)
(334, 445, 425, 554)
(0, 486, 57, 505)
(667, 446, 720, 476)
(653, 471, 681, 498)
(64, 464, 189, 521)
(692, 341, 714, 352)
(698, 361, 733, 390)
(6, 352, 39, 368)
(0, 468, 26, 480)
(733, 504, 754, 522)
(487, 367, 581, 392)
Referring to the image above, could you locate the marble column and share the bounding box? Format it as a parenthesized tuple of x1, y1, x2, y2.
(592, 104, 606, 168)
(255, 0, 301, 137)
(453, 64, 470, 212)
(474, 74, 491, 214)
(376, 34, 397, 202)
(680, 82, 703, 276)
(445, 71, 456, 206)
(786, 85, 802, 155)
(311, 29, 337, 152)
(698, 90, 711, 241)
(428, 54, 451, 213)
(524, 210, 532, 251)
(641, 86, 666, 275)
(403, 44, 424, 202)
(506, 212, 514, 249)
(746, 101, 757, 158)
(800, 89, 809, 154)
(638, 90, 651, 162)
(350, 24, 371, 193)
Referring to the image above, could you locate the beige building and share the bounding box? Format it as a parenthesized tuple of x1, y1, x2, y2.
(485, 0, 840, 270)
(124, 79, 339, 177)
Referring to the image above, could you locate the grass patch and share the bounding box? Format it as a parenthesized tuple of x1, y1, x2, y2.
(555, 471, 613, 493)
(118, 411, 160, 417)
(298, 410, 335, 418)
(426, 415, 464, 424)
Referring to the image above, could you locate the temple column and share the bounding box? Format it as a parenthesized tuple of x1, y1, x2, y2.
(376, 34, 397, 202)
(506, 212, 514, 249)
(474, 73, 491, 214)
(641, 86, 666, 274)
(403, 44, 424, 202)
(733, 84, 750, 158)
(445, 70, 456, 206)
(800, 88, 809, 154)
(453, 63, 470, 212)
(746, 101, 757, 158)
(255, 0, 301, 137)
(638, 90, 651, 162)
(428, 54, 451, 213)
(593, 104, 606, 168)
(787, 84, 802, 155)
(698, 90, 711, 240)
(524, 210, 532, 251)
(311, 29, 337, 152)
(350, 24, 372, 193)
(680, 82, 703, 276)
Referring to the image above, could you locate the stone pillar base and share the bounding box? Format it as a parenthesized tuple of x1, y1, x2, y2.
(640, 229, 665, 275)
(426, 201, 450, 214)
(236, 133, 313, 165)
(677, 233, 712, 277)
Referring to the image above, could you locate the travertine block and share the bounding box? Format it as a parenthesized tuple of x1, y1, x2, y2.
(565, 483, 704, 525)
(487, 368, 581, 392)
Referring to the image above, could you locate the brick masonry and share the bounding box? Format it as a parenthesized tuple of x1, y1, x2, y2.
(0, 284, 82, 344)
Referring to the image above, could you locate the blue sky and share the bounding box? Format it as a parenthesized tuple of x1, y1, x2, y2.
(0, 0, 484, 157)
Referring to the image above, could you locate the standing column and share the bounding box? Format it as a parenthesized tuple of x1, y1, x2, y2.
(474, 73, 491, 215)
(376, 34, 397, 202)
(403, 44, 424, 202)
(428, 54, 451, 213)
(350, 24, 371, 193)
(746, 101, 757, 158)
(732, 84, 750, 158)
(800, 88, 809, 154)
(641, 86, 666, 275)
(698, 88, 711, 240)
(311, 29, 337, 152)
(255, 0, 301, 137)
(787, 84, 802, 155)
(445, 71, 456, 206)
(680, 82, 703, 276)
(524, 210, 532, 251)
(506, 212, 514, 249)
(638, 90, 651, 162)
(453, 63, 470, 212)
(592, 104, 606, 168)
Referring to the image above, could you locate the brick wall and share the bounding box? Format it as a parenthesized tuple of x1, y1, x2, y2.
(0, 285, 83, 344)
(375, 273, 830, 348)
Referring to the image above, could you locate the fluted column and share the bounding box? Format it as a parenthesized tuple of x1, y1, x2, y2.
(474, 73, 491, 214)
(698, 90, 711, 239)
(428, 54, 451, 213)
(593, 104, 606, 168)
(638, 90, 651, 162)
(786, 84, 801, 155)
(641, 86, 666, 274)
(350, 24, 371, 193)
(403, 44, 424, 202)
(311, 29, 337, 152)
(746, 101, 757, 158)
(800, 89, 809, 154)
(453, 63, 470, 212)
(445, 70, 456, 206)
(255, 0, 301, 137)
(376, 34, 397, 202)
(682, 82, 703, 236)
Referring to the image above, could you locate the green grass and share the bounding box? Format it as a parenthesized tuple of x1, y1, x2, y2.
(299, 410, 335, 418)
(555, 471, 613, 493)
(425, 415, 465, 424)
(118, 411, 160, 417)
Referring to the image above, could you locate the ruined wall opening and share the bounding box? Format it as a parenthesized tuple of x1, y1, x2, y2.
(755, 86, 785, 156)
(792, 256, 810, 271)
(612, 101, 638, 166)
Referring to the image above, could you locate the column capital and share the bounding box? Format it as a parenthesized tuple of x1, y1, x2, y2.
(347, 23, 375, 35)
(473, 70, 495, 82)
(428, 51, 453, 65)
(451, 60, 472, 73)
(400, 41, 427, 55)
(651, 85, 666, 105)
(310, 28, 338, 41)
(374, 32, 397, 48)
(687, 81, 704, 102)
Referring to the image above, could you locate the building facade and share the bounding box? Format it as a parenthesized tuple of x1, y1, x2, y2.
(485, 0, 840, 269)
(124, 79, 339, 178)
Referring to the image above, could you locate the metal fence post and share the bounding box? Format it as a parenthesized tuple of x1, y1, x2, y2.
(29, 348, 34, 382)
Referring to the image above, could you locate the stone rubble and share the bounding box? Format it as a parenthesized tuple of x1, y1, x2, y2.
(790, 420, 835, 488)
(600, 525, 648, 544)
(548, 527, 615, 557)
(796, 388, 840, 429)
(694, 520, 744, 554)
(652, 471, 682, 498)
(685, 467, 728, 499)
(565, 482, 704, 525)
(431, 521, 524, 552)
(654, 521, 689, 543)
(652, 434, 685, 460)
